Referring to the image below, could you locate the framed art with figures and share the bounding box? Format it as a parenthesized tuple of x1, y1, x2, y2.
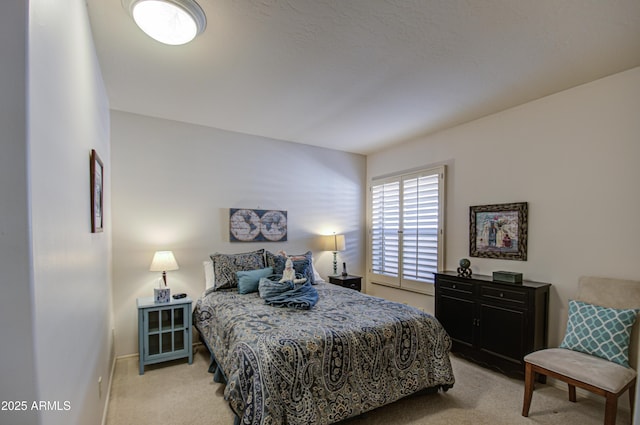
(469, 202, 527, 261)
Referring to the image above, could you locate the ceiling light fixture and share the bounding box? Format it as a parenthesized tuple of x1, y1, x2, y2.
(122, 0, 207, 46)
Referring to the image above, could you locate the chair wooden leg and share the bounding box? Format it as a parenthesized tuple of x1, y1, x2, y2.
(604, 392, 617, 425)
(522, 362, 535, 417)
(568, 384, 577, 402)
(629, 381, 636, 425)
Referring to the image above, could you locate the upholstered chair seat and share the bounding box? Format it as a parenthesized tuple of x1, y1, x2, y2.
(525, 348, 636, 394)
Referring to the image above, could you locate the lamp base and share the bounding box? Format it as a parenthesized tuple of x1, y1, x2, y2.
(154, 287, 171, 303)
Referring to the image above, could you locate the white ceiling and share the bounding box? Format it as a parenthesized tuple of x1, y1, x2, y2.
(86, 0, 640, 155)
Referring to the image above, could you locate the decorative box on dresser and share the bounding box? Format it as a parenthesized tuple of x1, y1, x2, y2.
(434, 271, 550, 379)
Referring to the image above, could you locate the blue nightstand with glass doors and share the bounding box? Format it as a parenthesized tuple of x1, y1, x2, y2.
(137, 296, 193, 375)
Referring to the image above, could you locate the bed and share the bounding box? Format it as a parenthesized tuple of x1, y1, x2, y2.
(194, 250, 455, 425)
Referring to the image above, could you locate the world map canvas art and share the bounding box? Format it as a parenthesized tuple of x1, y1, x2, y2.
(229, 208, 288, 242)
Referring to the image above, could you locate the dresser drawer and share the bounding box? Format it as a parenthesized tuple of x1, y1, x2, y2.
(437, 278, 474, 297)
(480, 285, 527, 305)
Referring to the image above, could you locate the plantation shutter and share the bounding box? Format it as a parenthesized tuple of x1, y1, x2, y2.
(371, 178, 400, 278)
(402, 172, 440, 284)
(369, 166, 445, 293)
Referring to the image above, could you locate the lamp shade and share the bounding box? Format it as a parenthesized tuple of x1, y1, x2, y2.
(149, 250, 179, 272)
(322, 234, 345, 252)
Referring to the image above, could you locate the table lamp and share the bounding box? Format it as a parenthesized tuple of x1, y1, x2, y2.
(149, 250, 179, 303)
(322, 233, 345, 276)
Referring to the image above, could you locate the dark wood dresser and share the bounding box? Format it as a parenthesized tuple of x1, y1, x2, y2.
(434, 271, 550, 379)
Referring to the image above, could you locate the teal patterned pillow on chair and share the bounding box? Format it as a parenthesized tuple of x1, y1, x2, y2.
(560, 299, 639, 367)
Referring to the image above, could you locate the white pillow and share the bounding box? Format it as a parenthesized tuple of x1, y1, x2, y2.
(203, 260, 214, 289)
(311, 263, 324, 282)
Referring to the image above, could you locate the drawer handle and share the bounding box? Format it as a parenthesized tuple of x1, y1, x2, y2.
(452, 284, 456, 289)
(500, 293, 504, 297)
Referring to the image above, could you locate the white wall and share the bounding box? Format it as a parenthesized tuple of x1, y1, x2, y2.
(0, 2, 39, 424)
(2, 1, 114, 425)
(111, 111, 366, 356)
(368, 67, 640, 410)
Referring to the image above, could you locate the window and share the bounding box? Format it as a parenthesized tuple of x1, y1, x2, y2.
(369, 165, 445, 294)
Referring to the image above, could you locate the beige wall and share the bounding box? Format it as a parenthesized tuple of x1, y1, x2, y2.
(110, 111, 366, 357)
(367, 67, 640, 351)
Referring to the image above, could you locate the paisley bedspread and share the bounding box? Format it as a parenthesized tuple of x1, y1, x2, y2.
(193, 281, 455, 425)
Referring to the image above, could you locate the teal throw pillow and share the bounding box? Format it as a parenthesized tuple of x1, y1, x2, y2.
(560, 299, 638, 367)
(237, 267, 273, 294)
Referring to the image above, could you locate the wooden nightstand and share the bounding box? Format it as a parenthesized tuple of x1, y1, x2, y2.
(329, 275, 362, 291)
(137, 296, 193, 375)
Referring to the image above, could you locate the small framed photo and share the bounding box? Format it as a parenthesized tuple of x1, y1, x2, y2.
(469, 202, 528, 261)
(90, 149, 104, 233)
(154, 287, 171, 304)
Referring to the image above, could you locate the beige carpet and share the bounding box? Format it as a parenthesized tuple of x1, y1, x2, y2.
(105, 346, 630, 425)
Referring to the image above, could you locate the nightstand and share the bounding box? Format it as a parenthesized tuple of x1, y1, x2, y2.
(329, 275, 362, 291)
(137, 296, 193, 375)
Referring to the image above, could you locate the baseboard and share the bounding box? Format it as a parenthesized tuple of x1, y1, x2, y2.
(100, 354, 117, 425)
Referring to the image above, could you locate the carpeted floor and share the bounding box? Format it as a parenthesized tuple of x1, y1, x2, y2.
(105, 345, 630, 425)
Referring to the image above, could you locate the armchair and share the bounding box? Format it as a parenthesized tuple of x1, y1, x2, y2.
(522, 276, 639, 425)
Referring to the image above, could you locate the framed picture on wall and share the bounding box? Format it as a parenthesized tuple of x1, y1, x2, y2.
(90, 149, 104, 233)
(229, 208, 287, 242)
(469, 202, 527, 260)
